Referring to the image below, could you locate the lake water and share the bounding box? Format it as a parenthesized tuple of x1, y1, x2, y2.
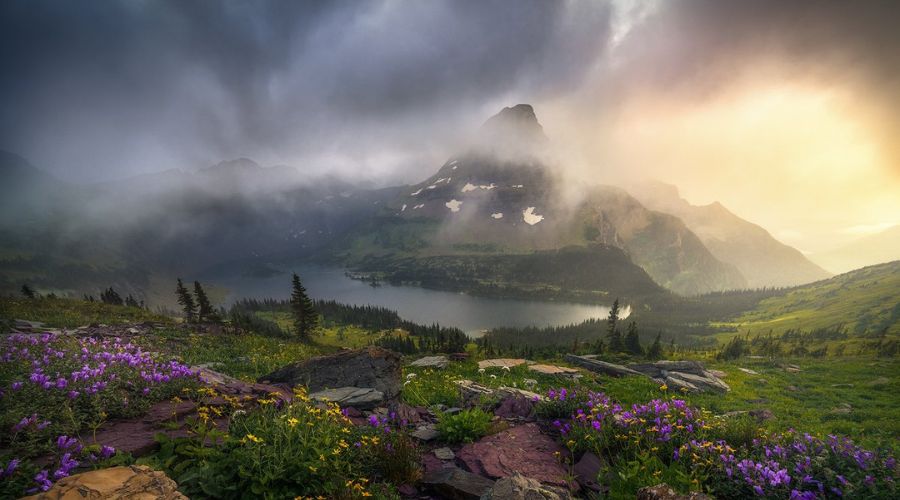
(213, 265, 620, 336)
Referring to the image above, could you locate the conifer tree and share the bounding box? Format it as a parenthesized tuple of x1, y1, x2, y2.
(625, 321, 643, 355)
(21, 284, 36, 299)
(100, 287, 124, 306)
(290, 273, 318, 340)
(646, 332, 663, 360)
(193, 281, 217, 323)
(606, 298, 625, 352)
(124, 294, 140, 308)
(175, 278, 196, 323)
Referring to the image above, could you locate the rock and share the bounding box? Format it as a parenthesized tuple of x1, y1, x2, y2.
(309, 387, 385, 410)
(564, 355, 645, 377)
(528, 364, 579, 377)
(497, 386, 543, 401)
(449, 352, 471, 361)
(457, 423, 572, 488)
(457, 379, 495, 405)
(665, 370, 730, 394)
(259, 346, 401, 400)
(194, 366, 292, 403)
(708, 369, 727, 378)
(570, 357, 729, 393)
(831, 383, 854, 388)
(398, 483, 418, 496)
(721, 409, 775, 422)
(494, 395, 535, 420)
(411, 355, 449, 369)
(21, 465, 186, 500)
(479, 358, 529, 370)
(786, 385, 800, 392)
(637, 483, 713, 500)
(422, 465, 495, 499)
(738, 368, 759, 375)
(412, 424, 441, 441)
(574, 451, 604, 493)
(434, 447, 456, 460)
(482, 473, 572, 500)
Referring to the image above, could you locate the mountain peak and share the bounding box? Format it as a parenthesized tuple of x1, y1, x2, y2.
(478, 104, 547, 148)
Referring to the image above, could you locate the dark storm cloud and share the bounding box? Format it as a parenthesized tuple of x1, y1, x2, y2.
(0, 0, 612, 182)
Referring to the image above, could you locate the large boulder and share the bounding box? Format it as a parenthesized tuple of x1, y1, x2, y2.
(565, 356, 730, 394)
(457, 423, 572, 489)
(422, 466, 495, 499)
(259, 346, 402, 399)
(21, 465, 186, 500)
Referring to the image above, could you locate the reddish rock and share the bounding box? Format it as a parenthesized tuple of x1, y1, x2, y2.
(421, 453, 449, 476)
(456, 423, 572, 489)
(494, 395, 535, 420)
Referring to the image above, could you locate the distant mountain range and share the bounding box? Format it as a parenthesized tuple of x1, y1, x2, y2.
(1, 104, 889, 306)
(627, 181, 831, 288)
(809, 225, 900, 274)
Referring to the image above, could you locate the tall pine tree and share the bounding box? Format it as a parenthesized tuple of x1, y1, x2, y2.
(606, 298, 625, 352)
(175, 278, 196, 323)
(290, 273, 318, 340)
(646, 332, 664, 360)
(624, 321, 643, 355)
(193, 281, 216, 323)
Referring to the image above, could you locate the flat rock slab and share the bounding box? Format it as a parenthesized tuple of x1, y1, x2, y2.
(456, 423, 572, 488)
(478, 358, 528, 370)
(434, 447, 455, 460)
(412, 424, 440, 441)
(259, 346, 402, 399)
(529, 364, 580, 376)
(21, 465, 186, 500)
(422, 465, 495, 500)
(309, 386, 385, 410)
(738, 367, 759, 375)
(637, 483, 713, 500)
(410, 355, 449, 369)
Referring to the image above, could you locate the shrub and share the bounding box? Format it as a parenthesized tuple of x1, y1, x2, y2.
(436, 408, 492, 444)
(534, 387, 587, 420)
(148, 389, 406, 499)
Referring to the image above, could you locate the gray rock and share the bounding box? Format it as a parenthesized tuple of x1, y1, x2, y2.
(410, 355, 449, 369)
(412, 424, 441, 441)
(481, 473, 572, 500)
(568, 356, 729, 393)
(738, 368, 759, 375)
(258, 346, 401, 399)
(422, 465, 495, 499)
(434, 447, 455, 460)
(309, 387, 385, 410)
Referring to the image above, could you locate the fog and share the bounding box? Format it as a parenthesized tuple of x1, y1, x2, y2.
(1, 0, 899, 253)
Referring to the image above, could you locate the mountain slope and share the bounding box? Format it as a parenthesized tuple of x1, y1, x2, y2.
(731, 260, 900, 336)
(628, 181, 830, 288)
(332, 105, 746, 297)
(810, 225, 900, 274)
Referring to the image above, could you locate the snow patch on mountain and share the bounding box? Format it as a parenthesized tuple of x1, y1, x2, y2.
(445, 199, 463, 212)
(523, 207, 544, 225)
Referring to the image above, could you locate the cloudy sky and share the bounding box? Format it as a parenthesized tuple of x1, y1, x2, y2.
(1, 0, 898, 253)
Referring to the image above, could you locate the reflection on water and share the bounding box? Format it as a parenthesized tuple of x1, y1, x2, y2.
(213, 265, 622, 337)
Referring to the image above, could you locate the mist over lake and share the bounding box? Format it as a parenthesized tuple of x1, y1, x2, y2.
(210, 264, 620, 336)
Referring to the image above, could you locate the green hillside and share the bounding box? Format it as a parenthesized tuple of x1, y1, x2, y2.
(727, 260, 900, 337)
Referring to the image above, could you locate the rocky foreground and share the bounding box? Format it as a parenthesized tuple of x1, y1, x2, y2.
(18, 340, 731, 499)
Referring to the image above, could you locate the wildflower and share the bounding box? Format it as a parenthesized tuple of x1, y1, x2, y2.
(659, 384, 668, 392)
(244, 433, 263, 443)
